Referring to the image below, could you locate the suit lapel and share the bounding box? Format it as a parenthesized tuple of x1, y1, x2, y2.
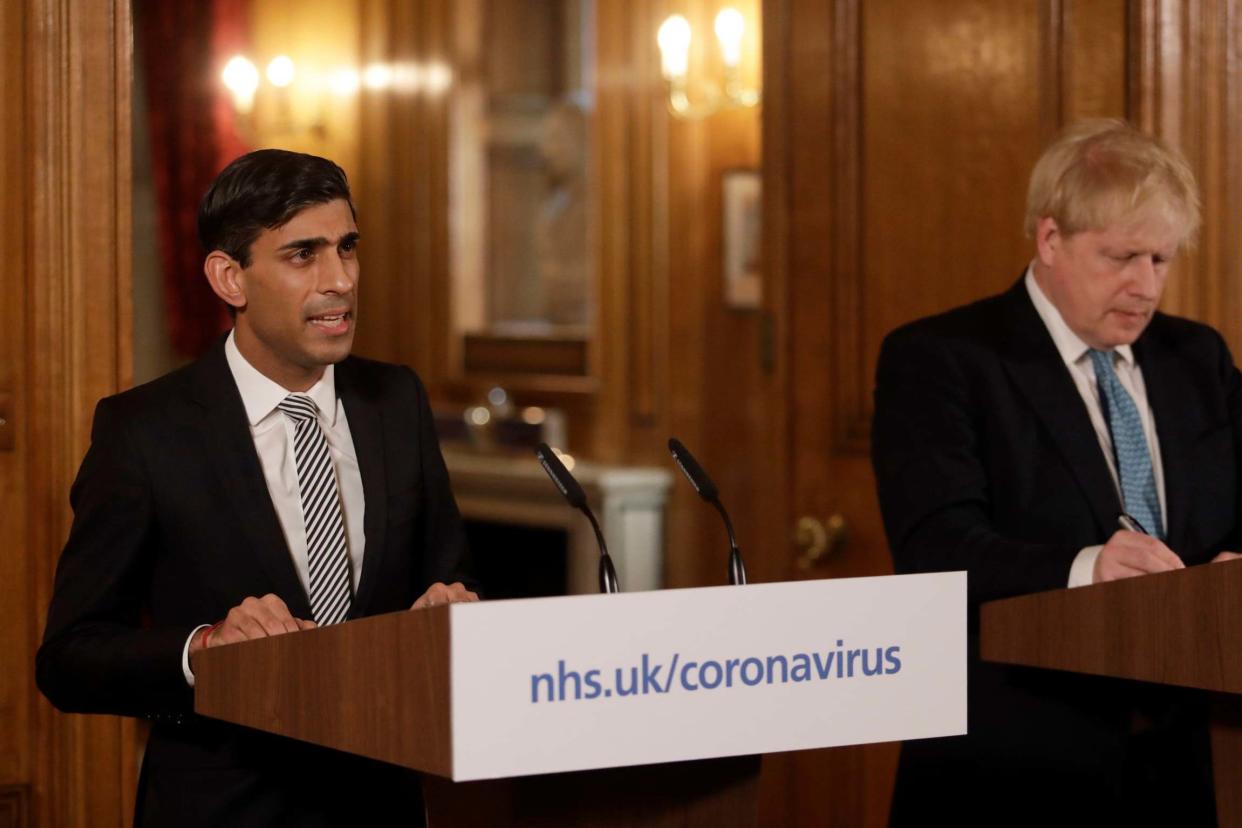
(1133, 327, 1192, 550)
(191, 339, 312, 618)
(336, 360, 389, 618)
(997, 281, 1121, 539)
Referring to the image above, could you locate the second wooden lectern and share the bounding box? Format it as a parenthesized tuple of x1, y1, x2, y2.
(981, 559, 1242, 823)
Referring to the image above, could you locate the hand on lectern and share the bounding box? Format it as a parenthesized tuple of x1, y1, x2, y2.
(1093, 530, 1184, 583)
(411, 581, 479, 609)
(1211, 551, 1242, 563)
(189, 593, 316, 660)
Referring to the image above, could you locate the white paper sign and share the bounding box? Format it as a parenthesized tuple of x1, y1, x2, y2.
(448, 573, 965, 780)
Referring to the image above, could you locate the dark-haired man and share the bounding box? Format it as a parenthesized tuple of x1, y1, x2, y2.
(37, 149, 478, 826)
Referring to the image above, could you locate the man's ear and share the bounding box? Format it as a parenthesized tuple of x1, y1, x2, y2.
(204, 251, 246, 310)
(1034, 216, 1061, 267)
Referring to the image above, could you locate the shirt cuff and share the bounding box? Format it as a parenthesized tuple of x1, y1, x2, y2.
(182, 624, 212, 687)
(1068, 545, 1103, 588)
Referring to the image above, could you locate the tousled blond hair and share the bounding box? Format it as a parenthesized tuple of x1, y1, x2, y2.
(1024, 119, 1200, 244)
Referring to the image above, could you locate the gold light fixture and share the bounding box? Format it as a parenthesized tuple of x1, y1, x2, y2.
(656, 7, 760, 119)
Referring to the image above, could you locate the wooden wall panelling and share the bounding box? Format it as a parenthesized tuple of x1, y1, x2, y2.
(1131, 0, 1199, 320)
(752, 0, 806, 824)
(591, 0, 683, 467)
(1191, 0, 1241, 346)
(25, 1, 138, 826)
(1059, 0, 1128, 121)
(827, 0, 863, 455)
(422, 0, 454, 387)
(0, 786, 30, 828)
(356, 0, 452, 383)
(655, 2, 713, 589)
(1040, 0, 1130, 143)
(0, 0, 30, 815)
(1210, 1, 1242, 353)
(592, 0, 644, 464)
(624, 0, 661, 440)
(1133, 0, 1242, 355)
(687, 3, 766, 594)
(751, 0, 791, 594)
(445, 0, 486, 366)
(355, 0, 403, 367)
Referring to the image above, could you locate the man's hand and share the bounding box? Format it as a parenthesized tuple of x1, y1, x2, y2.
(411, 582, 479, 610)
(188, 594, 315, 657)
(1093, 530, 1184, 583)
(1212, 551, 1242, 563)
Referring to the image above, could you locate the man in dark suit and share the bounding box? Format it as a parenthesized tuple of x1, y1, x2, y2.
(36, 149, 478, 826)
(873, 120, 1236, 824)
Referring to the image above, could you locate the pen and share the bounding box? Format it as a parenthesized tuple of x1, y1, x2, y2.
(1117, 513, 1149, 535)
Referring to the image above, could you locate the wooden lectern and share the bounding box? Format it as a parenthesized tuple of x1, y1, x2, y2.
(980, 559, 1242, 823)
(193, 606, 758, 827)
(194, 577, 966, 827)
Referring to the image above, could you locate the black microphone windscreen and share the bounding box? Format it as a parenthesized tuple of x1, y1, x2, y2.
(668, 438, 719, 501)
(535, 443, 588, 510)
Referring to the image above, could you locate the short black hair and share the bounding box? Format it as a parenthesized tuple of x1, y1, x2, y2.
(197, 149, 356, 268)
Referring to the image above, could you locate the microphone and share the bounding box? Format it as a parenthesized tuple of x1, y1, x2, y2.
(535, 443, 620, 594)
(667, 438, 748, 585)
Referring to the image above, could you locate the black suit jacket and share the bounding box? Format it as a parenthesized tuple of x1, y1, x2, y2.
(872, 279, 1239, 823)
(37, 338, 474, 827)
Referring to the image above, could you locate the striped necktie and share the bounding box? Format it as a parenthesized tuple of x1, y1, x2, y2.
(1088, 349, 1164, 539)
(278, 393, 353, 625)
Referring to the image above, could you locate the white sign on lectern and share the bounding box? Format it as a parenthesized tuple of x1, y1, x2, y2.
(447, 573, 965, 781)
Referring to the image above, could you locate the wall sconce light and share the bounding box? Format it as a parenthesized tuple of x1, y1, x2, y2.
(219, 53, 454, 139)
(656, 7, 760, 119)
(221, 55, 260, 114)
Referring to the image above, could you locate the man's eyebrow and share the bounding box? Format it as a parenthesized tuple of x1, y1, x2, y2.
(276, 231, 360, 252)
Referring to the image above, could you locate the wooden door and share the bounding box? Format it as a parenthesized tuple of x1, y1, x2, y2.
(3, 2, 139, 826)
(755, 0, 1132, 824)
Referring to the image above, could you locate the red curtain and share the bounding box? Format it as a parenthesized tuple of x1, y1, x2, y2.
(139, 0, 250, 358)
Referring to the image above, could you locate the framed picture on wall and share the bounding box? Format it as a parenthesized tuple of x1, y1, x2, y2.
(722, 168, 762, 310)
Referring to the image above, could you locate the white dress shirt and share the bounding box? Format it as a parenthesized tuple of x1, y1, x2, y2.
(182, 331, 367, 684)
(1024, 269, 1167, 587)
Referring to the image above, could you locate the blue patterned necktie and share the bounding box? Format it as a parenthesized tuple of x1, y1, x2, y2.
(278, 394, 353, 625)
(1088, 349, 1164, 539)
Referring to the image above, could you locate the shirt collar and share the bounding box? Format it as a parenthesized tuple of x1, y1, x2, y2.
(1024, 266, 1134, 368)
(224, 330, 338, 427)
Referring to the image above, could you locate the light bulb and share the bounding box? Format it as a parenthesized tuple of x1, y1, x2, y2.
(392, 63, 424, 93)
(266, 55, 295, 88)
(657, 15, 691, 80)
(363, 63, 394, 90)
(424, 62, 453, 95)
(329, 67, 361, 96)
(221, 55, 259, 112)
(715, 8, 745, 68)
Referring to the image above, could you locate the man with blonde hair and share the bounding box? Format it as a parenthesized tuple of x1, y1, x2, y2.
(873, 120, 1228, 823)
